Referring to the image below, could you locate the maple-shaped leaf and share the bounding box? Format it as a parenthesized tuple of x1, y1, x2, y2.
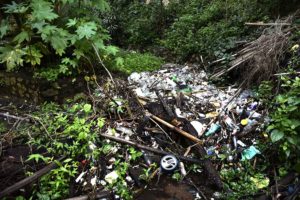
(90, 0, 110, 11)
(76, 22, 97, 39)
(72, 49, 84, 59)
(24, 45, 43, 66)
(13, 31, 31, 44)
(66, 18, 77, 28)
(0, 20, 10, 39)
(105, 45, 118, 56)
(30, 0, 58, 21)
(48, 35, 68, 56)
(3, 1, 28, 14)
(0, 46, 25, 71)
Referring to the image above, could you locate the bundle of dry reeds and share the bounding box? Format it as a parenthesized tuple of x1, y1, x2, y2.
(210, 15, 296, 86)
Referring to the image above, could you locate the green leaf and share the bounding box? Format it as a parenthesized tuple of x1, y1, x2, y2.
(24, 46, 43, 66)
(78, 132, 87, 140)
(13, 31, 30, 44)
(83, 104, 92, 113)
(27, 154, 49, 163)
(66, 18, 77, 27)
(287, 137, 297, 145)
(49, 35, 68, 55)
(30, 0, 58, 21)
(59, 64, 69, 74)
(106, 45, 118, 55)
(63, 158, 73, 163)
(76, 22, 97, 39)
(3, 1, 28, 13)
(97, 118, 105, 128)
(92, 0, 110, 11)
(0, 19, 10, 39)
(270, 129, 284, 142)
(0, 46, 25, 71)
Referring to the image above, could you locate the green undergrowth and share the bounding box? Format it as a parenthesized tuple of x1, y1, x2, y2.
(107, 0, 279, 61)
(15, 99, 141, 199)
(107, 51, 163, 75)
(259, 47, 300, 172)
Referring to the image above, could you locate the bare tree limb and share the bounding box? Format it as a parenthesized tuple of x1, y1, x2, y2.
(0, 156, 65, 198)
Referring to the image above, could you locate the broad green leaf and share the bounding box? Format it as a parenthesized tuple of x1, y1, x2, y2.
(61, 57, 77, 68)
(106, 45, 118, 55)
(24, 46, 43, 66)
(83, 104, 92, 113)
(0, 46, 25, 71)
(30, 0, 58, 21)
(66, 18, 77, 27)
(97, 118, 105, 128)
(59, 64, 68, 74)
(27, 154, 48, 163)
(78, 132, 87, 140)
(0, 20, 10, 39)
(3, 1, 28, 13)
(73, 49, 84, 59)
(49, 35, 67, 55)
(116, 57, 124, 67)
(76, 22, 97, 39)
(270, 129, 284, 142)
(287, 136, 297, 145)
(13, 31, 30, 44)
(92, 0, 110, 11)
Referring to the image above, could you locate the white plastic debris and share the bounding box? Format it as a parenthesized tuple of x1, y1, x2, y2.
(128, 72, 141, 83)
(100, 180, 107, 186)
(91, 176, 97, 186)
(191, 121, 205, 137)
(75, 171, 86, 183)
(179, 162, 187, 176)
(125, 176, 133, 182)
(105, 171, 119, 184)
(116, 126, 134, 136)
(88, 141, 97, 151)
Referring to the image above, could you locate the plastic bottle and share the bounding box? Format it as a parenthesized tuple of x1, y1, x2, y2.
(205, 123, 221, 136)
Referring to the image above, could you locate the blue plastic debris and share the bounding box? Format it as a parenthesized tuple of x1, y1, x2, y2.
(241, 146, 260, 161)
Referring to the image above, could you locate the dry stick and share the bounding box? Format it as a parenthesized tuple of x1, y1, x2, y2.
(99, 133, 203, 165)
(92, 43, 115, 85)
(274, 71, 300, 76)
(0, 112, 29, 121)
(148, 113, 203, 144)
(64, 191, 112, 200)
(0, 156, 65, 198)
(245, 22, 291, 26)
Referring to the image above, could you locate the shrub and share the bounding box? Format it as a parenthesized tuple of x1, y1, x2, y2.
(108, 51, 163, 75)
(0, 0, 118, 80)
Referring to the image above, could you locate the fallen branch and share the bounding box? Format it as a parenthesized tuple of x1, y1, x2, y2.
(147, 112, 203, 144)
(64, 191, 112, 200)
(245, 22, 291, 26)
(99, 133, 204, 165)
(0, 156, 65, 198)
(274, 71, 300, 76)
(0, 112, 29, 121)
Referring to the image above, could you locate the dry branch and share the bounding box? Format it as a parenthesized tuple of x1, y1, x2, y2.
(99, 133, 204, 165)
(0, 156, 65, 198)
(148, 112, 203, 144)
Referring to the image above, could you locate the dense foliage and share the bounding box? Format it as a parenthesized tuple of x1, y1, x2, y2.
(0, 0, 119, 80)
(107, 0, 286, 61)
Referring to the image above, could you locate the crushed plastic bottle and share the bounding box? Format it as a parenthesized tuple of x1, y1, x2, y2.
(205, 123, 221, 136)
(241, 146, 260, 160)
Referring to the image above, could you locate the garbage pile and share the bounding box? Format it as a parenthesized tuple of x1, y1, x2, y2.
(72, 64, 270, 199)
(128, 64, 266, 162)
